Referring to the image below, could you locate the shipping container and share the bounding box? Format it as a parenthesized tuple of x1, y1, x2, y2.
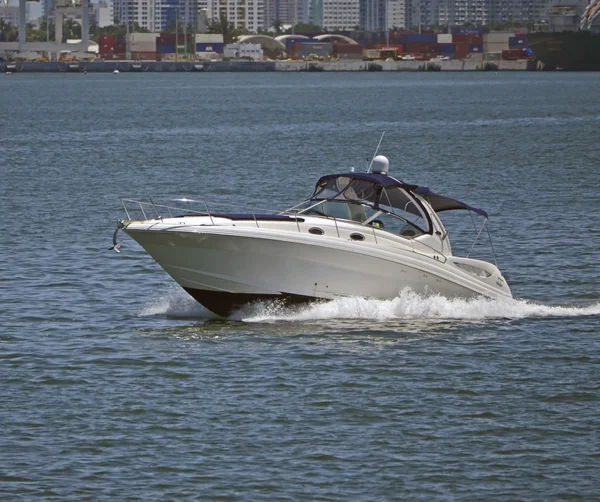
(451, 27, 484, 35)
(127, 33, 159, 43)
(368, 44, 402, 51)
(402, 34, 437, 44)
(291, 42, 333, 56)
(439, 44, 455, 55)
(437, 34, 452, 44)
(508, 36, 527, 48)
(453, 34, 483, 44)
(100, 35, 118, 45)
(406, 43, 440, 54)
(469, 44, 483, 53)
(196, 43, 224, 53)
(484, 32, 513, 43)
(157, 44, 176, 54)
(502, 49, 527, 60)
(336, 52, 363, 60)
(158, 33, 177, 43)
(362, 48, 397, 60)
(332, 43, 364, 54)
(453, 42, 469, 60)
(285, 37, 312, 48)
(195, 34, 224, 43)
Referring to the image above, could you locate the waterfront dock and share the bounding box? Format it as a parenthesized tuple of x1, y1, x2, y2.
(2, 59, 535, 73)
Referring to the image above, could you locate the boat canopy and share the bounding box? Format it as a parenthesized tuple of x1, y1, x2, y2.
(313, 173, 488, 218)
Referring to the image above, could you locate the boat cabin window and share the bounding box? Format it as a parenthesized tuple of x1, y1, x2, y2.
(291, 175, 431, 236)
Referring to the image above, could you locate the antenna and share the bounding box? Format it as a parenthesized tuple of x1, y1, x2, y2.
(367, 131, 386, 172)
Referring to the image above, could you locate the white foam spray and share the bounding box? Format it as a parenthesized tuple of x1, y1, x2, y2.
(140, 287, 600, 324)
(139, 286, 217, 319)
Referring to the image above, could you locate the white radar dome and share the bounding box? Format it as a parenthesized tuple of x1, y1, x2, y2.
(371, 155, 389, 175)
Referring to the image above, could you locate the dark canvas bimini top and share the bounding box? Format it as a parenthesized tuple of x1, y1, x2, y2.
(315, 173, 488, 218)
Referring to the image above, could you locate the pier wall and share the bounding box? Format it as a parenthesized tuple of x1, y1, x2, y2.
(1, 59, 533, 73)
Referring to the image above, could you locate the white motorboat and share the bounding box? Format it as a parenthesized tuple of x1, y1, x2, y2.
(114, 155, 512, 317)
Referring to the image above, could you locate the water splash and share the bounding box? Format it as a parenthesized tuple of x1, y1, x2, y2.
(140, 287, 600, 323)
(139, 287, 217, 319)
(237, 290, 600, 323)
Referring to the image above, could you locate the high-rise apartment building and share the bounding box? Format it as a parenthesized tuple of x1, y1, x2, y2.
(361, 0, 386, 30)
(42, 0, 56, 18)
(307, 0, 360, 30)
(113, 0, 198, 32)
(405, 0, 556, 28)
(197, 0, 264, 32)
(385, 0, 406, 28)
(264, 0, 296, 28)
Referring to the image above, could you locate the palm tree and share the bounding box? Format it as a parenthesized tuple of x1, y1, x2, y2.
(62, 18, 81, 42)
(207, 13, 237, 44)
(271, 19, 283, 35)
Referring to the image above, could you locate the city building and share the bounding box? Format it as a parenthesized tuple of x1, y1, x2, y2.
(112, 0, 198, 32)
(404, 1, 558, 29)
(0, 4, 18, 25)
(42, 0, 55, 18)
(197, 0, 265, 33)
(307, 0, 360, 30)
(91, 1, 113, 27)
(361, 0, 385, 31)
(265, 0, 296, 29)
(385, 0, 406, 29)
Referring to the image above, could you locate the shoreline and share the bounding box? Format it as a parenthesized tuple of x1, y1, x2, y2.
(2, 59, 539, 73)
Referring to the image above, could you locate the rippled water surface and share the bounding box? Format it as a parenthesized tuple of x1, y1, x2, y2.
(1, 72, 600, 500)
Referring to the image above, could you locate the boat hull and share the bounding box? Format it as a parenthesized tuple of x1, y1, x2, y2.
(125, 225, 511, 317)
(529, 31, 600, 71)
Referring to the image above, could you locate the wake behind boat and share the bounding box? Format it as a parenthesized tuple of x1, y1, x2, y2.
(113, 155, 511, 317)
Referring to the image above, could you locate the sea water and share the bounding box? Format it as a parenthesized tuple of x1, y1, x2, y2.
(1, 72, 599, 500)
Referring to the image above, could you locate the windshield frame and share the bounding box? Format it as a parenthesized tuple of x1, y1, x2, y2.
(292, 176, 432, 234)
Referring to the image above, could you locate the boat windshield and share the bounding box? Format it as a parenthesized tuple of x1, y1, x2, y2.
(292, 175, 431, 234)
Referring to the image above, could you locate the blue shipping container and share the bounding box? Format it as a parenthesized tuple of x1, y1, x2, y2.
(285, 37, 312, 47)
(405, 34, 437, 44)
(469, 44, 483, 53)
(440, 44, 455, 54)
(452, 27, 484, 35)
(196, 43, 224, 52)
(508, 36, 527, 48)
(157, 44, 176, 54)
(296, 49, 331, 57)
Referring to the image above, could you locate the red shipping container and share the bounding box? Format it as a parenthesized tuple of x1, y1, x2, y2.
(406, 43, 440, 54)
(502, 49, 526, 60)
(100, 35, 118, 45)
(369, 44, 403, 51)
(453, 34, 483, 45)
(158, 33, 176, 43)
(332, 43, 364, 54)
(99, 44, 114, 54)
(454, 42, 469, 60)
